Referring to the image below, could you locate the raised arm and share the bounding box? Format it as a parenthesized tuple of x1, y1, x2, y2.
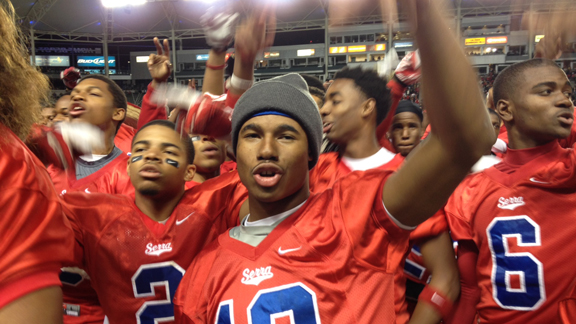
(137, 38, 171, 129)
(382, 0, 495, 226)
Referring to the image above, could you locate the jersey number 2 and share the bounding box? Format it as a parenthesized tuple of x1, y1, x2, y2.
(216, 282, 321, 324)
(487, 216, 546, 310)
(131, 262, 185, 324)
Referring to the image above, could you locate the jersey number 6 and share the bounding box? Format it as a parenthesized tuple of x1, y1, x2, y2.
(487, 216, 546, 310)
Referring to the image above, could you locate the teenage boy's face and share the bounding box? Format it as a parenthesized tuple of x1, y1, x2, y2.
(69, 78, 124, 128)
(128, 125, 195, 197)
(389, 112, 423, 157)
(320, 78, 367, 144)
(236, 115, 310, 203)
(191, 135, 226, 174)
(505, 66, 574, 142)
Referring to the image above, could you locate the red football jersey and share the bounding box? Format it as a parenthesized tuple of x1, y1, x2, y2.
(0, 124, 74, 309)
(48, 152, 132, 196)
(115, 124, 136, 154)
(445, 141, 576, 323)
(559, 278, 576, 323)
(61, 171, 247, 324)
(309, 150, 447, 323)
(309, 151, 404, 194)
(174, 169, 413, 323)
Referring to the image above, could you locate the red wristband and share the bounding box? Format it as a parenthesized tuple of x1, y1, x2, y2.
(418, 286, 454, 319)
(206, 63, 226, 70)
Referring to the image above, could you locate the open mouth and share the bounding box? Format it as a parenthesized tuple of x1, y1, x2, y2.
(69, 103, 86, 117)
(253, 164, 284, 188)
(323, 122, 333, 133)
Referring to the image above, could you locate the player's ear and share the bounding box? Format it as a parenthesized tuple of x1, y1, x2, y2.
(496, 99, 513, 123)
(184, 164, 196, 182)
(361, 98, 376, 118)
(126, 158, 131, 176)
(113, 107, 126, 123)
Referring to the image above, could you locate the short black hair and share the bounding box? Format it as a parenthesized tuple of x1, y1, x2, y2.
(493, 58, 561, 105)
(308, 86, 326, 106)
(132, 120, 195, 165)
(334, 67, 391, 126)
(488, 108, 501, 123)
(78, 74, 127, 134)
(300, 74, 325, 91)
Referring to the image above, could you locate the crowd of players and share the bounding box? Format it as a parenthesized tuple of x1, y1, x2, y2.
(1, 0, 576, 323)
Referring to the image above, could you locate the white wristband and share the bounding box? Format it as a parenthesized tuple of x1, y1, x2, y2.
(230, 74, 254, 91)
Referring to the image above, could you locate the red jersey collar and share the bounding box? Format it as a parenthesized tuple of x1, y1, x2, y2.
(504, 140, 561, 167)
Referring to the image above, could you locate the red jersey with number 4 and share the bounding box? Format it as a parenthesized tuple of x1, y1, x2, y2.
(0, 124, 74, 309)
(174, 169, 412, 324)
(445, 141, 576, 324)
(61, 171, 247, 324)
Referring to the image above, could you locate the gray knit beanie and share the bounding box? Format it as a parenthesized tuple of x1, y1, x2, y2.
(231, 73, 323, 169)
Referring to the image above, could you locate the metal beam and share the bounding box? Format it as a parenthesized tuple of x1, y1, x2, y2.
(22, 0, 60, 28)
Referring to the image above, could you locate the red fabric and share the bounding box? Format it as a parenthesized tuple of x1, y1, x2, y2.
(0, 272, 62, 310)
(309, 151, 404, 194)
(0, 124, 75, 309)
(61, 171, 247, 324)
(138, 83, 168, 130)
(559, 278, 576, 323)
(377, 78, 406, 152)
(422, 124, 431, 140)
(309, 150, 448, 323)
(48, 152, 132, 196)
(115, 124, 136, 153)
(174, 169, 411, 323)
(445, 240, 480, 324)
(444, 140, 576, 323)
(220, 160, 237, 174)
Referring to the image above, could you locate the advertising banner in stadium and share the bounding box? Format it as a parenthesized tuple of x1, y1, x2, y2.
(487, 36, 508, 44)
(196, 54, 209, 61)
(35, 46, 102, 54)
(394, 42, 413, 48)
(465, 38, 486, 46)
(30, 55, 70, 67)
(77, 56, 116, 67)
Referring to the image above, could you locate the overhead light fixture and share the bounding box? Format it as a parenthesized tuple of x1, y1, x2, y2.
(101, 0, 146, 8)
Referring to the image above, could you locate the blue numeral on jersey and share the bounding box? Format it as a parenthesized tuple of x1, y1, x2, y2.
(216, 283, 320, 324)
(487, 216, 546, 310)
(131, 262, 185, 324)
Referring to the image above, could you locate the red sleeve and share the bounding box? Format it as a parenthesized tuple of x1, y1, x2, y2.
(225, 89, 241, 109)
(409, 210, 449, 244)
(377, 78, 406, 152)
(137, 83, 168, 130)
(559, 278, 576, 323)
(445, 240, 480, 324)
(0, 272, 62, 309)
(114, 124, 136, 153)
(0, 130, 75, 309)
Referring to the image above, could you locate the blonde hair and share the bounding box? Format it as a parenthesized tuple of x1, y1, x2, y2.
(0, 0, 49, 140)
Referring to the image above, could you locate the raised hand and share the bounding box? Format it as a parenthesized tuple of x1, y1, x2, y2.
(201, 3, 239, 53)
(234, 4, 276, 65)
(148, 37, 172, 84)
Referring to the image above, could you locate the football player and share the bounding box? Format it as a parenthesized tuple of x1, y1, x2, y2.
(173, 0, 495, 322)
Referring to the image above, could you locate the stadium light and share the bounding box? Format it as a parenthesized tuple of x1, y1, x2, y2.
(101, 0, 146, 8)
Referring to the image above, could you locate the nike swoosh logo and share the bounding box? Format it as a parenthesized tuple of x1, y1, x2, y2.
(278, 246, 302, 255)
(176, 212, 194, 225)
(529, 177, 551, 184)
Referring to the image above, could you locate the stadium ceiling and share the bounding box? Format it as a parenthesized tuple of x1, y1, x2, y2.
(12, 0, 576, 43)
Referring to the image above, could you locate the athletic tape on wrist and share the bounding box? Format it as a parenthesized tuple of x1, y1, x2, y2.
(418, 286, 454, 319)
(230, 74, 254, 91)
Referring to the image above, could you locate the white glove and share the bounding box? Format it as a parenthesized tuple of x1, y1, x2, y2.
(56, 122, 105, 155)
(201, 4, 239, 52)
